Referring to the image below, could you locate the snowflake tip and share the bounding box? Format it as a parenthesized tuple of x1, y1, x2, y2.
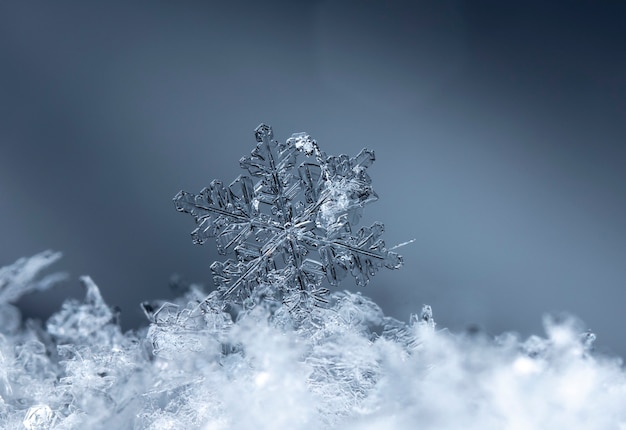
(254, 123, 273, 142)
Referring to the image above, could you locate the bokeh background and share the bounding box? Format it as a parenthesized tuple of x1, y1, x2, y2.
(2, 1, 625, 356)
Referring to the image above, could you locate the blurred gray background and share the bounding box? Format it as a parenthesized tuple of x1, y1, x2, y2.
(2, 1, 625, 356)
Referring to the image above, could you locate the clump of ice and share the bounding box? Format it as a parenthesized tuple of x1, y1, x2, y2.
(1, 252, 625, 429)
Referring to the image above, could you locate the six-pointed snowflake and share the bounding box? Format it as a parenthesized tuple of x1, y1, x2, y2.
(174, 124, 402, 311)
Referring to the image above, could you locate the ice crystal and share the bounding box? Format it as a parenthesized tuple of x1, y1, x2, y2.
(174, 124, 402, 311)
(47, 276, 118, 343)
(0, 251, 66, 335)
(0, 251, 66, 306)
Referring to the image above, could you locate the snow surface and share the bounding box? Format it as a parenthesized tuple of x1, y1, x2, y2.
(1, 251, 626, 429)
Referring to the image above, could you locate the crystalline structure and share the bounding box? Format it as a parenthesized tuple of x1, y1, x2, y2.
(174, 124, 402, 311)
(47, 277, 111, 340)
(0, 251, 66, 335)
(0, 250, 66, 305)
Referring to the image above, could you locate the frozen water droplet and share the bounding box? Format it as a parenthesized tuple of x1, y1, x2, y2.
(420, 305, 433, 325)
(288, 132, 318, 156)
(23, 404, 55, 430)
(47, 276, 116, 342)
(581, 330, 596, 351)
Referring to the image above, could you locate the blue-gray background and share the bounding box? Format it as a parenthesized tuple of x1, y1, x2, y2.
(2, 1, 625, 356)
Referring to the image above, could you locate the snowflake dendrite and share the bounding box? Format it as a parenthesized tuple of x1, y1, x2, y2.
(174, 124, 402, 311)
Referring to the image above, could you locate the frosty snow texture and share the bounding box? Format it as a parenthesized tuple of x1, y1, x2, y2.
(1, 253, 625, 429)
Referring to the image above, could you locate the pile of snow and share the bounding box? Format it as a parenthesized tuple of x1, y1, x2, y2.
(1, 252, 625, 429)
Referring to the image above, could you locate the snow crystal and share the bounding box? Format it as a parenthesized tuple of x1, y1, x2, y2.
(0, 251, 65, 305)
(174, 124, 402, 312)
(0, 251, 66, 336)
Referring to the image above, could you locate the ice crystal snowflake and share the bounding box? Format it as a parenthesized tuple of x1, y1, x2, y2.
(174, 124, 402, 311)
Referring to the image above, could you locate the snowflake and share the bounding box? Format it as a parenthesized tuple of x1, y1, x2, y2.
(174, 124, 402, 311)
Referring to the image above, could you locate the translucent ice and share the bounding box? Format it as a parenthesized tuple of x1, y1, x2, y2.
(23, 404, 55, 430)
(0, 250, 65, 305)
(47, 276, 117, 343)
(174, 124, 402, 310)
(0, 251, 66, 335)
